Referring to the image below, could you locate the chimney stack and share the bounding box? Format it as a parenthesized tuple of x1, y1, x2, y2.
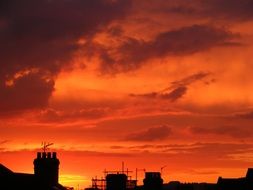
(34, 151, 60, 185)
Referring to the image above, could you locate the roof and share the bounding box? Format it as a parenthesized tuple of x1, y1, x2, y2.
(0, 164, 66, 190)
(217, 177, 245, 190)
(0, 163, 14, 176)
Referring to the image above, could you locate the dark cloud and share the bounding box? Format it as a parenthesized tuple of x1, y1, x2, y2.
(235, 111, 253, 119)
(160, 0, 253, 21)
(0, 140, 10, 145)
(124, 125, 172, 141)
(110, 145, 125, 149)
(169, 72, 211, 89)
(0, 140, 9, 152)
(160, 72, 211, 101)
(59, 149, 133, 158)
(0, 0, 132, 113)
(98, 25, 237, 73)
(130, 72, 210, 102)
(190, 170, 220, 175)
(190, 125, 253, 138)
(160, 86, 187, 102)
(131, 86, 187, 102)
(202, 0, 253, 21)
(105, 142, 253, 160)
(106, 142, 253, 163)
(0, 0, 132, 74)
(159, 142, 253, 160)
(130, 92, 158, 99)
(0, 73, 54, 112)
(166, 4, 198, 15)
(188, 142, 253, 155)
(107, 25, 124, 37)
(39, 107, 110, 123)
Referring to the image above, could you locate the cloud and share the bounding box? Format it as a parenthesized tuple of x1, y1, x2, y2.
(124, 125, 172, 141)
(98, 25, 238, 73)
(0, 0, 132, 113)
(0, 140, 10, 145)
(161, 86, 188, 102)
(0, 140, 10, 152)
(169, 72, 211, 89)
(110, 145, 125, 149)
(157, 0, 253, 21)
(201, 0, 253, 21)
(158, 142, 253, 162)
(235, 111, 253, 119)
(130, 72, 210, 102)
(59, 150, 134, 158)
(0, 72, 54, 112)
(39, 107, 111, 123)
(189, 125, 253, 138)
(132, 86, 187, 102)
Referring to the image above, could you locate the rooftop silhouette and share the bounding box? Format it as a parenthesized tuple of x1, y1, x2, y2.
(86, 168, 253, 190)
(1, 150, 253, 190)
(0, 151, 66, 190)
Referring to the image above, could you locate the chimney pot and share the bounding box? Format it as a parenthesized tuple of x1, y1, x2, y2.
(47, 152, 51, 158)
(53, 152, 57, 159)
(37, 152, 41, 159)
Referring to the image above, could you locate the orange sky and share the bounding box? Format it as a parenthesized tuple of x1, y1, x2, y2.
(1, 0, 253, 189)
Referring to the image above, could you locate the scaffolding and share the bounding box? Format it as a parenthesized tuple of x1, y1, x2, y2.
(91, 177, 106, 190)
(89, 169, 137, 190)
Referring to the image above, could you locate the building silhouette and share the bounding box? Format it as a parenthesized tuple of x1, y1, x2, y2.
(34, 152, 60, 186)
(217, 168, 253, 190)
(0, 151, 66, 190)
(106, 173, 127, 190)
(85, 168, 137, 190)
(163, 181, 217, 190)
(161, 168, 253, 190)
(143, 172, 163, 190)
(2, 150, 253, 190)
(85, 168, 253, 190)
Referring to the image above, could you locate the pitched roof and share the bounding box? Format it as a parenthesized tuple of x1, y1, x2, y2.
(0, 163, 14, 176)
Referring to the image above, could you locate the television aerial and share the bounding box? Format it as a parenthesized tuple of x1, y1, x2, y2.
(41, 142, 54, 152)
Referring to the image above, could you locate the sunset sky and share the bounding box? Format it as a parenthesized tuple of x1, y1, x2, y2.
(1, 0, 253, 188)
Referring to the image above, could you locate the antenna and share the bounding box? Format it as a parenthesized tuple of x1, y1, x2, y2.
(41, 142, 54, 152)
(122, 162, 124, 173)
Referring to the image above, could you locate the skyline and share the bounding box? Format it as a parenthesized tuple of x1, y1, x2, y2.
(1, 0, 253, 188)
(1, 149, 253, 190)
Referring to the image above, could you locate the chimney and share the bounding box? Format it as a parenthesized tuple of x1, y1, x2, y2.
(34, 151, 60, 185)
(53, 152, 57, 159)
(42, 152, 46, 159)
(37, 152, 42, 159)
(47, 152, 51, 159)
